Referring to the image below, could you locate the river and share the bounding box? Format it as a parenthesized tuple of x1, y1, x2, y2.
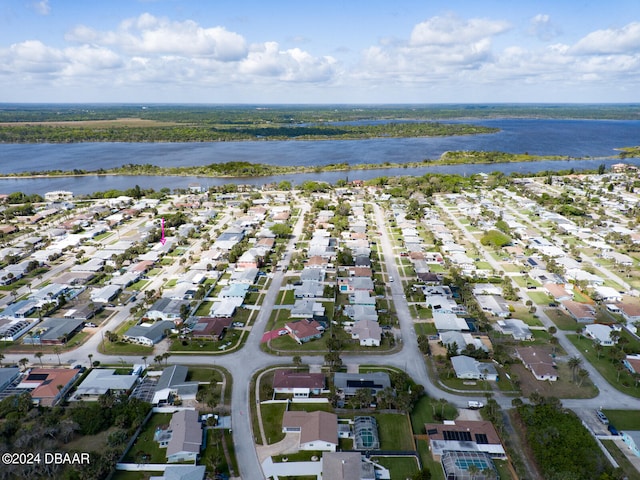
(0, 118, 638, 194)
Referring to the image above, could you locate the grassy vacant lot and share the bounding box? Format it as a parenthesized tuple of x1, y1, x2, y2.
(510, 362, 597, 399)
(568, 334, 640, 398)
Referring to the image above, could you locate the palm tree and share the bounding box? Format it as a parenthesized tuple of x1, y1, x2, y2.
(568, 356, 582, 383)
(593, 339, 603, 359)
(577, 368, 590, 387)
(162, 352, 171, 366)
(292, 355, 302, 368)
(19, 358, 29, 371)
(0, 353, 4, 367)
(467, 464, 480, 479)
(142, 356, 148, 369)
(53, 346, 62, 365)
(35, 351, 44, 367)
(88, 354, 93, 368)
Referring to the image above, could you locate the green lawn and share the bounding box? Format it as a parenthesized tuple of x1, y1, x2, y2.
(261, 403, 287, 444)
(129, 280, 150, 291)
(123, 413, 172, 463)
(567, 334, 640, 398)
(377, 414, 415, 450)
(527, 291, 552, 304)
(547, 309, 580, 331)
(417, 440, 445, 480)
(370, 456, 419, 479)
(100, 340, 153, 356)
(410, 396, 458, 434)
(601, 410, 640, 430)
(195, 301, 213, 316)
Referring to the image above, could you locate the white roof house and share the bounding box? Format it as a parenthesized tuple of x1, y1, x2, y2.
(433, 312, 469, 332)
(450, 356, 498, 381)
(584, 324, 617, 346)
(90, 284, 121, 303)
(494, 319, 533, 341)
(74, 369, 139, 400)
(351, 320, 382, 347)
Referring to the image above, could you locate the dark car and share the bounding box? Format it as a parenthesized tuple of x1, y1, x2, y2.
(608, 424, 619, 435)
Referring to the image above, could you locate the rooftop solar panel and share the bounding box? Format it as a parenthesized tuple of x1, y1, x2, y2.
(443, 430, 472, 442)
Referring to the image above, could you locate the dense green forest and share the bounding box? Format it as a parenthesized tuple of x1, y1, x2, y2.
(1, 103, 639, 143)
(517, 402, 623, 480)
(0, 122, 497, 143)
(1, 103, 640, 123)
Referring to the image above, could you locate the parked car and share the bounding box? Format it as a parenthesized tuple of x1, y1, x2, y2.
(608, 424, 619, 435)
(278, 329, 288, 336)
(468, 401, 484, 409)
(596, 410, 609, 425)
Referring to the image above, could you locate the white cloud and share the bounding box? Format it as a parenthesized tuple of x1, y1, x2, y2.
(529, 14, 561, 41)
(4, 12, 640, 102)
(33, 0, 50, 16)
(240, 42, 337, 82)
(409, 15, 510, 46)
(572, 22, 640, 54)
(66, 14, 248, 61)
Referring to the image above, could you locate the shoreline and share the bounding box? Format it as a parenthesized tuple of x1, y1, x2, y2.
(0, 154, 623, 180)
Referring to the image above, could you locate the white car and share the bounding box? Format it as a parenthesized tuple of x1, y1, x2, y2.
(278, 329, 288, 336)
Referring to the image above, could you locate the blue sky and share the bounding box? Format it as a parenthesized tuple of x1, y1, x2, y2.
(1, 0, 640, 103)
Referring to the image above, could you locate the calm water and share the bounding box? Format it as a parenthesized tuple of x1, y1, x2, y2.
(0, 118, 638, 194)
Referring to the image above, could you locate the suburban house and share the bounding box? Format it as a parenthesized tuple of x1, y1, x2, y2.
(285, 319, 325, 344)
(584, 323, 617, 346)
(440, 331, 487, 354)
(282, 411, 338, 452)
(450, 356, 499, 381)
(333, 372, 391, 397)
(623, 354, 640, 375)
(350, 320, 382, 347)
(146, 298, 191, 322)
(123, 320, 175, 346)
(151, 365, 199, 406)
(515, 346, 558, 381)
(424, 420, 506, 458)
(23, 317, 84, 345)
(617, 302, 640, 324)
(272, 370, 326, 398)
(433, 312, 469, 332)
(321, 452, 377, 480)
(155, 409, 203, 463)
(561, 300, 596, 323)
(494, 319, 533, 341)
(0, 367, 20, 395)
(621, 431, 640, 458)
(543, 283, 573, 302)
(189, 317, 232, 340)
(474, 294, 511, 318)
(290, 299, 326, 319)
(19, 368, 81, 406)
(73, 369, 139, 400)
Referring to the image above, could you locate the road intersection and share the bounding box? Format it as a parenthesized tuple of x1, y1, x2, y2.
(3, 197, 640, 479)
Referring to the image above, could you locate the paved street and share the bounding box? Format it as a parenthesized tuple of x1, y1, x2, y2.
(3, 197, 640, 478)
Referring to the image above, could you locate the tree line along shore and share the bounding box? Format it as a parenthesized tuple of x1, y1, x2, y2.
(0, 150, 631, 179)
